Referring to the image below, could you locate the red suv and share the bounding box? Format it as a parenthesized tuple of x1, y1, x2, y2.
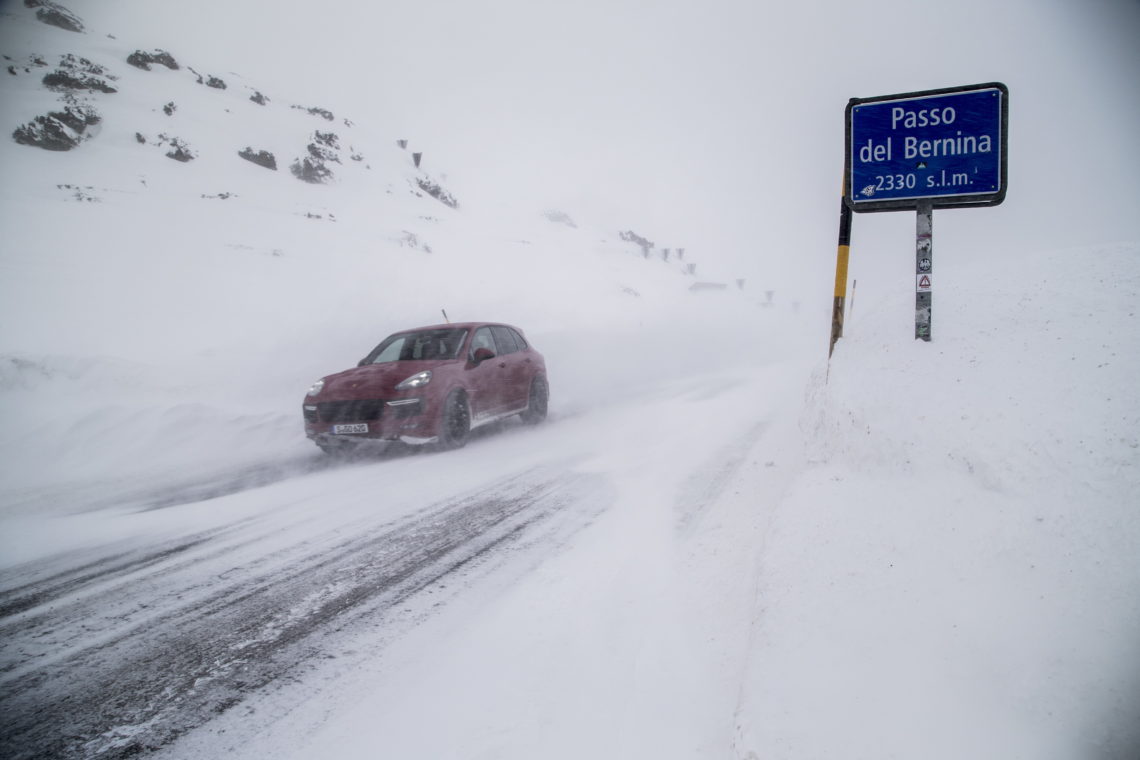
(303, 322, 548, 452)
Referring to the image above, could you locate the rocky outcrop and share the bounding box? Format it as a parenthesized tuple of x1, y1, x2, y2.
(416, 178, 459, 209)
(13, 103, 100, 151)
(289, 131, 343, 183)
(25, 0, 84, 33)
(290, 157, 332, 184)
(238, 147, 277, 170)
(50, 102, 100, 132)
(620, 230, 654, 257)
(292, 105, 334, 121)
(126, 49, 179, 71)
(12, 54, 111, 151)
(185, 66, 225, 90)
(154, 134, 195, 162)
(42, 54, 117, 93)
(308, 131, 340, 161)
(249, 90, 268, 106)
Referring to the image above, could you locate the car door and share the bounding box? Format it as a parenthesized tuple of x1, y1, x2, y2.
(490, 325, 529, 411)
(466, 326, 505, 420)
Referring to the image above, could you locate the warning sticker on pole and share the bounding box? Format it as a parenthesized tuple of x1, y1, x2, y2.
(916, 273, 932, 292)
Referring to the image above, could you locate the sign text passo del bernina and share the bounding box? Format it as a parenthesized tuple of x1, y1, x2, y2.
(845, 83, 1007, 212)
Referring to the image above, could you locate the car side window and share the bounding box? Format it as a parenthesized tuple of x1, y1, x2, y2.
(491, 326, 519, 355)
(509, 327, 528, 350)
(471, 327, 496, 357)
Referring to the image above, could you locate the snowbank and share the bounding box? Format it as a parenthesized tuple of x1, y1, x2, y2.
(735, 242, 1140, 759)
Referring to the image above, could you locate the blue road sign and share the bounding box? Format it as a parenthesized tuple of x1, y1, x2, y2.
(845, 83, 1007, 212)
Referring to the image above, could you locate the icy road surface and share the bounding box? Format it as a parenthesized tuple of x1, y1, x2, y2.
(0, 361, 802, 760)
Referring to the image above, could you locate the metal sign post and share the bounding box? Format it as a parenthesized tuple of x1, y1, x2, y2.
(915, 201, 933, 340)
(842, 82, 1007, 343)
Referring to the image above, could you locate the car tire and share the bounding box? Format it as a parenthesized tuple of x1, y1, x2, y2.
(520, 375, 548, 425)
(437, 390, 471, 450)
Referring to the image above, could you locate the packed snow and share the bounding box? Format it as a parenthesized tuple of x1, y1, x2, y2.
(1, 1, 1138, 759)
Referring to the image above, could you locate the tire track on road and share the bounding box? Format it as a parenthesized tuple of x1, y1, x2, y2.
(0, 467, 598, 760)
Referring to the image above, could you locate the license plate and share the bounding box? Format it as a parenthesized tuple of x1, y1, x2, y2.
(332, 423, 369, 434)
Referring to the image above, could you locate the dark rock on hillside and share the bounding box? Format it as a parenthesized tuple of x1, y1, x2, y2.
(12, 103, 100, 151)
(620, 229, 654, 257)
(238, 147, 277, 170)
(291, 157, 333, 184)
(50, 102, 100, 132)
(249, 90, 268, 105)
(57, 183, 99, 202)
(292, 105, 334, 121)
(416, 178, 459, 209)
(135, 132, 146, 143)
(185, 66, 224, 89)
(25, 0, 85, 33)
(42, 54, 117, 93)
(313, 131, 339, 150)
(185, 67, 226, 89)
(126, 49, 179, 71)
(14, 116, 80, 150)
(158, 135, 195, 162)
(43, 70, 116, 92)
(295, 131, 342, 177)
(163, 101, 175, 116)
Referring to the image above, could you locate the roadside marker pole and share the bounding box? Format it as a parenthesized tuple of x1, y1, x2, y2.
(915, 201, 933, 341)
(829, 195, 853, 358)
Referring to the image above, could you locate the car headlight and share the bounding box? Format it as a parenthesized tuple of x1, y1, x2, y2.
(395, 370, 432, 390)
(306, 378, 325, 397)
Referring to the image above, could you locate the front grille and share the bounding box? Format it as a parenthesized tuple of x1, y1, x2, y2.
(317, 399, 384, 423)
(390, 399, 423, 419)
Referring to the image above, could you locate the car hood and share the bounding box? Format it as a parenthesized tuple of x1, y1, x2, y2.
(318, 361, 447, 398)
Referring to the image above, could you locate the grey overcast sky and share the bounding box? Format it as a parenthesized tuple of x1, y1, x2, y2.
(64, 0, 1140, 285)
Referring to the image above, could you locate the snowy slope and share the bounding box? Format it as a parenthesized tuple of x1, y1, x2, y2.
(0, 1, 768, 511)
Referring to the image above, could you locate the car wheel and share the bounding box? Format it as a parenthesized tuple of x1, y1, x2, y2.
(437, 390, 471, 449)
(520, 375, 548, 425)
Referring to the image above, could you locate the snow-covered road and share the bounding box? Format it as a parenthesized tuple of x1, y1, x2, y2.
(1, 359, 806, 760)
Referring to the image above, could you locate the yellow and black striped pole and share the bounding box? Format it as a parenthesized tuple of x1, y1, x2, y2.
(828, 195, 853, 358)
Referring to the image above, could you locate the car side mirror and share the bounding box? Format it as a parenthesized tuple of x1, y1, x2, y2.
(472, 347, 495, 364)
(357, 358, 369, 367)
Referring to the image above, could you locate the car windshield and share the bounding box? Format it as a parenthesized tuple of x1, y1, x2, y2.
(364, 328, 468, 364)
